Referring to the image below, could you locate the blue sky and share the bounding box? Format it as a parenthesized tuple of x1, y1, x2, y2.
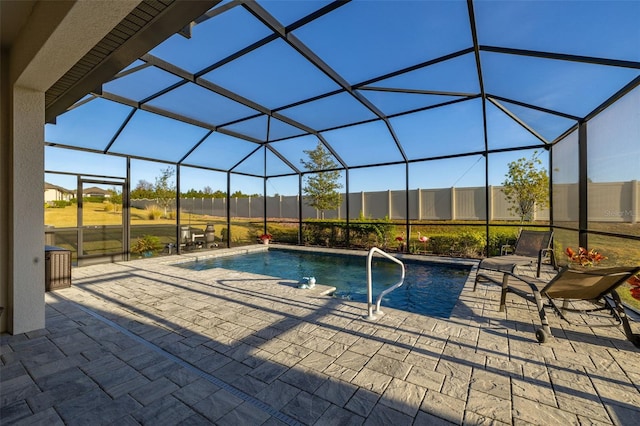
(44, 0, 640, 196)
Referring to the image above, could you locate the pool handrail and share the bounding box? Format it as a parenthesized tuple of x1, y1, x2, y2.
(366, 247, 405, 320)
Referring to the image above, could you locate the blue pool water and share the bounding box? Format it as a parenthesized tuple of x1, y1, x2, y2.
(177, 249, 470, 318)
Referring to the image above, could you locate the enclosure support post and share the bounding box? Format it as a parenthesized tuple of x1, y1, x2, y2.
(77, 175, 83, 259)
(578, 121, 588, 249)
(345, 168, 350, 247)
(405, 162, 410, 249)
(298, 174, 303, 245)
(124, 158, 131, 261)
(263, 182, 267, 236)
(548, 144, 554, 229)
(226, 172, 231, 248)
(176, 166, 182, 254)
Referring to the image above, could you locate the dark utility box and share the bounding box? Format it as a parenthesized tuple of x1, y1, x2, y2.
(45, 245, 71, 291)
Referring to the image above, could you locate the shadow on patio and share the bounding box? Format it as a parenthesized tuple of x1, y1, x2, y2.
(2, 255, 639, 425)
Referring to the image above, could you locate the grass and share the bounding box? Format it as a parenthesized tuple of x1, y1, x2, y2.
(46, 202, 216, 227)
(45, 202, 259, 254)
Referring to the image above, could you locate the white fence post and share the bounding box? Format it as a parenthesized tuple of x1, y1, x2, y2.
(632, 180, 638, 224)
(451, 187, 456, 220)
(488, 185, 493, 222)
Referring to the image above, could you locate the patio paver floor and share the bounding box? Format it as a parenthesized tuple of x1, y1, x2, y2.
(2, 246, 639, 425)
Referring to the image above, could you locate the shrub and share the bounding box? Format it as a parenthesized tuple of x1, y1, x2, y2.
(348, 214, 394, 249)
(454, 230, 485, 257)
(487, 229, 519, 256)
(131, 235, 161, 256)
(301, 215, 394, 248)
(428, 236, 458, 255)
(104, 201, 121, 213)
(145, 205, 163, 220)
(426, 231, 485, 258)
(48, 200, 71, 208)
(302, 220, 347, 247)
(273, 229, 298, 244)
(83, 196, 105, 203)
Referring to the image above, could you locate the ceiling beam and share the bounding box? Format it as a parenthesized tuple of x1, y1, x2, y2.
(487, 97, 549, 144)
(481, 45, 640, 69)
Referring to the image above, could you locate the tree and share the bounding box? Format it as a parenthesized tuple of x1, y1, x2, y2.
(181, 188, 203, 198)
(107, 187, 122, 212)
(154, 167, 176, 217)
(230, 190, 258, 198)
(131, 179, 154, 199)
(301, 142, 343, 219)
(502, 151, 549, 224)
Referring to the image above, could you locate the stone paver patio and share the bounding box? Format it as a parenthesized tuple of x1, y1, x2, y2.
(2, 245, 639, 425)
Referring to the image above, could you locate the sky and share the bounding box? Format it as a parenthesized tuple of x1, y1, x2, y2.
(44, 0, 640, 196)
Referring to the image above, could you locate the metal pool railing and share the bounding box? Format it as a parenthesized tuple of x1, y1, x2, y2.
(365, 247, 405, 320)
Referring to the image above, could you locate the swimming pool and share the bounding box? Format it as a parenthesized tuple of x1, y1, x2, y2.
(177, 248, 471, 318)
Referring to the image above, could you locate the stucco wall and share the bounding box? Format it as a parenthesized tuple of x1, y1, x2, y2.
(1, 0, 139, 334)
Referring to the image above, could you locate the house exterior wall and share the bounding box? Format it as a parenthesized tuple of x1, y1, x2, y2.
(44, 188, 72, 202)
(1, 47, 9, 333)
(0, 0, 138, 334)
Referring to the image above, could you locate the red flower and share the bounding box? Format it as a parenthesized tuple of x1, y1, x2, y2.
(629, 274, 640, 301)
(259, 234, 272, 240)
(565, 247, 606, 267)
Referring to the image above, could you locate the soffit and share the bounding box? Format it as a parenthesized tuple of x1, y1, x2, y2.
(44, 0, 220, 122)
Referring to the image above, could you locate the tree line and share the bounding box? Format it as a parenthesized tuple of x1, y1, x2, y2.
(130, 168, 258, 200)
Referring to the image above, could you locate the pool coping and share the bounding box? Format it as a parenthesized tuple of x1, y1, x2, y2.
(163, 243, 479, 267)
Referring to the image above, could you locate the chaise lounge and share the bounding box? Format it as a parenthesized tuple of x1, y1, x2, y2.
(496, 265, 640, 346)
(474, 230, 556, 292)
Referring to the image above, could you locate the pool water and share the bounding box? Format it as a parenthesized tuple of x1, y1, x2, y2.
(177, 249, 470, 318)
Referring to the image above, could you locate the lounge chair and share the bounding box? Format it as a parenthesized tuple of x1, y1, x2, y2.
(498, 265, 640, 346)
(474, 230, 555, 291)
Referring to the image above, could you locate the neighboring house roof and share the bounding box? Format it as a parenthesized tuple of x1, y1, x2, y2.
(83, 186, 111, 196)
(44, 182, 73, 194)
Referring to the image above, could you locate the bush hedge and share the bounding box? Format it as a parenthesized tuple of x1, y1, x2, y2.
(265, 220, 525, 259)
(46, 200, 72, 208)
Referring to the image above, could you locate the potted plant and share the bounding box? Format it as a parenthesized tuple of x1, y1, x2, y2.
(628, 274, 640, 300)
(565, 247, 640, 302)
(259, 233, 272, 245)
(565, 247, 606, 268)
(131, 235, 161, 257)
